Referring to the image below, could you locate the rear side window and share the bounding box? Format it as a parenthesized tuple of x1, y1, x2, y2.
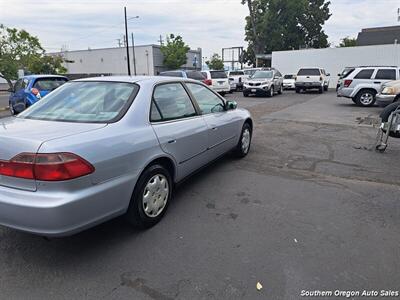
(33, 78, 67, 91)
(354, 69, 374, 79)
(201, 72, 208, 78)
(210, 71, 227, 79)
(186, 71, 205, 80)
(375, 69, 396, 80)
(160, 71, 183, 78)
(340, 68, 355, 78)
(151, 83, 196, 121)
(297, 69, 321, 76)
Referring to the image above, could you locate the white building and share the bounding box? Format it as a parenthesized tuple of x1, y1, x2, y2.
(53, 44, 202, 78)
(272, 44, 400, 88)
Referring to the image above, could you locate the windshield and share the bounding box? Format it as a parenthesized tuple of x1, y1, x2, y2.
(229, 71, 244, 76)
(210, 71, 227, 79)
(284, 75, 294, 79)
(251, 71, 273, 79)
(33, 78, 68, 91)
(18, 81, 138, 123)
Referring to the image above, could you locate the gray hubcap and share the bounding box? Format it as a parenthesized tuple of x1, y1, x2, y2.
(241, 128, 251, 153)
(360, 93, 373, 105)
(270, 87, 274, 96)
(142, 174, 169, 218)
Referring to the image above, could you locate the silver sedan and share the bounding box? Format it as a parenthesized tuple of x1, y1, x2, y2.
(0, 76, 253, 236)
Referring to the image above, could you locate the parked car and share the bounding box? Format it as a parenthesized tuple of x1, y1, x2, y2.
(337, 66, 400, 107)
(159, 70, 205, 82)
(295, 68, 330, 93)
(376, 80, 400, 107)
(243, 68, 283, 97)
(0, 76, 253, 236)
(201, 70, 230, 95)
(9, 75, 68, 114)
(227, 70, 247, 91)
(336, 67, 355, 91)
(283, 74, 296, 90)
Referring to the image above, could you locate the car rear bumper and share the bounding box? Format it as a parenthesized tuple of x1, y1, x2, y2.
(376, 94, 396, 107)
(336, 87, 353, 98)
(295, 82, 322, 89)
(212, 86, 230, 93)
(0, 173, 138, 237)
(283, 83, 295, 89)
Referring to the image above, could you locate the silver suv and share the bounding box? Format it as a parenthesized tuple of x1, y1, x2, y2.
(337, 66, 400, 107)
(243, 68, 283, 97)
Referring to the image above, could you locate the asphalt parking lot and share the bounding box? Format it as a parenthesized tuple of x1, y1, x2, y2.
(0, 90, 399, 299)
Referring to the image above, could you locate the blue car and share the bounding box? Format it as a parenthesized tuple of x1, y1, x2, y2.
(9, 75, 68, 114)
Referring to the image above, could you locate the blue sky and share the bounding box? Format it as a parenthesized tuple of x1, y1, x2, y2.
(0, 0, 399, 58)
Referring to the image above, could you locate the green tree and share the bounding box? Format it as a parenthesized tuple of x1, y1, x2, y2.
(339, 36, 357, 47)
(242, 0, 331, 65)
(206, 53, 224, 70)
(0, 24, 66, 88)
(160, 34, 190, 69)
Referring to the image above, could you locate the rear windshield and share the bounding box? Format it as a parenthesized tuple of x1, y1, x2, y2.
(18, 81, 138, 123)
(340, 68, 355, 78)
(297, 69, 321, 76)
(251, 71, 273, 79)
(186, 71, 205, 80)
(229, 71, 244, 76)
(160, 71, 183, 77)
(33, 78, 68, 91)
(210, 71, 227, 79)
(284, 74, 294, 79)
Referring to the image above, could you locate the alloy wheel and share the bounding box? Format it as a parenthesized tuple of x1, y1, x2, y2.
(360, 92, 374, 105)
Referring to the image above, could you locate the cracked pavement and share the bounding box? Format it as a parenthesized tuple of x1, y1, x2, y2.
(0, 90, 399, 299)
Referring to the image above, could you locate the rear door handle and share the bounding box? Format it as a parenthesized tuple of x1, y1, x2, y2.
(374, 81, 381, 84)
(211, 127, 218, 131)
(167, 139, 176, 144)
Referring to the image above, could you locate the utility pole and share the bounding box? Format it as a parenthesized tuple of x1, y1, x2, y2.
(158, 35, 164, 46)
(131, 33, 137, 76)
(124, 7, 131, 76)
(117, 38, 122, 47)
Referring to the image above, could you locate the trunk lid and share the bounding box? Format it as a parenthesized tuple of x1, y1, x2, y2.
(0, 117, 106, 191)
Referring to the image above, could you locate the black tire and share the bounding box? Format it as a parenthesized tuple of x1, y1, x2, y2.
(318, 86, 323, 94)
(268, 86, 274, 97)
(354, 89, 376, 107)
(9, 103, 16, 115)
(278, 85, 283, 95)
(380, 102, 400, 138)
(295, 88, 301, 93)
(234, 122, 252, 158)
(324, 85, 328, 91)
(351, 98, 357, 104)
(126, 164, 172, 229)
(243, 92, 249, 97)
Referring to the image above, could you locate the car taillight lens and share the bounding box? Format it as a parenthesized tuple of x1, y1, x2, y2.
(0, 153, 94, 181)
(203, 79, 212, 86)
(31, 88, 39, 95)
(344, 80, 353, 87)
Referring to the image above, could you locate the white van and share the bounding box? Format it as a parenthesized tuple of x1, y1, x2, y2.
(201, 70, 230, 95)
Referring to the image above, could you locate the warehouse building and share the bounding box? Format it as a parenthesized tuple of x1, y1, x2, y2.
(272, 43, 400, 88)
(52, 44, 202, 78)
(357, 25, 400, 46)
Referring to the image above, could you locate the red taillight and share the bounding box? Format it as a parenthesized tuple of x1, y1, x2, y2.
(203, 79, 212, 86)
(0, 153, 94, 181)
(344, 79, 353, 87)
(31, 88, 39, 95)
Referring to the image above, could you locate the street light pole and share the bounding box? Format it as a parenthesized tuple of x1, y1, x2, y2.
(131, 33, 137, 76)
(124, 7, 131, 76)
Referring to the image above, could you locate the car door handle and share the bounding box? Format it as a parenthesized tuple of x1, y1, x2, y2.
(374, 81, 381, 84)
(167, 139, 176, 144)
(211, 127, 218, 131)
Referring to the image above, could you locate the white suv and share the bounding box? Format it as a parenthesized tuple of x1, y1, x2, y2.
(295, 68, 330, 93)
(337, 66, 400, 107)
(227, 70, 248, 91)
(201, 70, 230, 95)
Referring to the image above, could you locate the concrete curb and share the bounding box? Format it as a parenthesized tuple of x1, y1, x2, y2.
(0, 106, 9, 112)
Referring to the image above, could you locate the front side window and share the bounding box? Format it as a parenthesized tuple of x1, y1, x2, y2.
(375, 69, 396, 80)
(18, 81, 138, 123)
(186, 83, 225, 114)
(151, 83, 196, 121)
(354, 69, 374, 79)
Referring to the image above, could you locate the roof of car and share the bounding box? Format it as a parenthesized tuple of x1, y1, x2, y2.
(73, 75, 197, 84)
(23, 74, 68, 79)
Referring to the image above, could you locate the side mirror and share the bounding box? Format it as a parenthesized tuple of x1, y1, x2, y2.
(337, 73, 341, 77)
(226, 100, 237, 110)
(326, 73, 330, 76)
